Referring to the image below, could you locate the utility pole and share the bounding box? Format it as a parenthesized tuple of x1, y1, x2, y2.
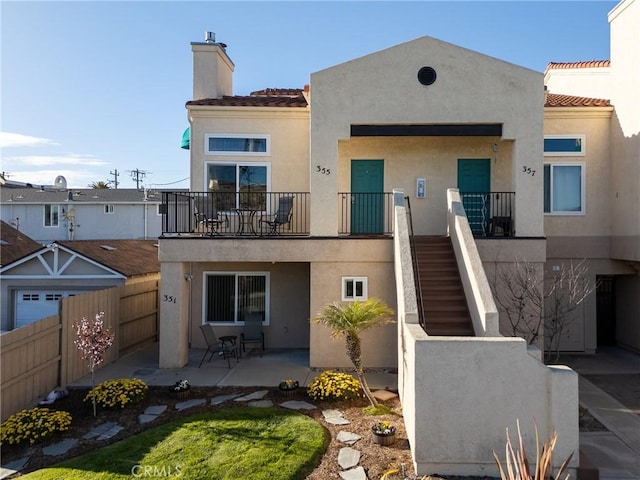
(129, 169, 148, 190)
(109, 169, 120, 189)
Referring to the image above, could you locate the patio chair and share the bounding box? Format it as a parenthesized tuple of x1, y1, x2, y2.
(258, 196, 294, 235)
(198, 324, 238, 368)
(240, 313, 265, 357)
(194, 194, 229, 236)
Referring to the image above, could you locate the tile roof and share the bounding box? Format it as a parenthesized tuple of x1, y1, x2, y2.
(0, 221, 43, 267)
(545, 93, 611, 108)
(187, 88, 308, 108)
(56, 240, 160, 277)
(544, 60, 610, 74)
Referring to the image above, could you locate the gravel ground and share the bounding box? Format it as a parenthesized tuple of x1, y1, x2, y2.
(1, 386, 607, 479)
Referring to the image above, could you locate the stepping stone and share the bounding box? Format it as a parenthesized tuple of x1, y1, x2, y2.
(234, 390, 268, 401)
(175, 398, 206, 411)
(42, 438, 78, 456)
(138, 414, 159, 424)
(248, 400, 273, 408)
(83, 421, 119, 440)
(210, 393, 241, 406)
(97, 424, 124, 440)
(322, 409, 350, 425)
(339, 466, 368, 480)
(144, 405, 167, 415)
(280, 400, 316, 410)
(338, 447, 361, 469)
(373, 389, 398, 401)
(1, 457, 29, 479)
(337, 431, 361, 445)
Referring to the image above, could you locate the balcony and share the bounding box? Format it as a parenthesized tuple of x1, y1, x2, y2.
(161, 191, 310, 237)
(160, 191, 398, 237)
(459, 192, 515, 237)
(338, 192, 395, 236)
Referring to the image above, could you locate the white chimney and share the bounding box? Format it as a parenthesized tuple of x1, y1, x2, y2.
(191, 32, 234, 100)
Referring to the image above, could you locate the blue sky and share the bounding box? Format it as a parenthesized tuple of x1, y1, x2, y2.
(1, 1, 617, 190)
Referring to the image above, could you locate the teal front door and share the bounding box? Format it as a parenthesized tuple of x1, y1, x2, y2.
(457, 159, 491, 235)
(351, 160, 384, 234)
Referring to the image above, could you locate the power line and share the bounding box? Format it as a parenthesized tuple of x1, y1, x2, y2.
(150, 177, 190, 186)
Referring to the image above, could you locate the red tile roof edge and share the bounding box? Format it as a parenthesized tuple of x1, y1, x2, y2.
(187, 87, 308, 108)
(545, 93, 611, 108)
(545, 60, 610, 74)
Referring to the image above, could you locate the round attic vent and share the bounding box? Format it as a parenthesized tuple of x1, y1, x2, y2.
(417, 66, 437, 86)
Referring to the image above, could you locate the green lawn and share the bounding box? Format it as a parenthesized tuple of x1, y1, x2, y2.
(22, 407, 328, 480)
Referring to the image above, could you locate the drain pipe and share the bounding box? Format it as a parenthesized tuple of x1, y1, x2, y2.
(187, 262, 193, 347)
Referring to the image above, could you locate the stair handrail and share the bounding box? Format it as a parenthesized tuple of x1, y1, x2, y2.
(404, 196, 426, 330)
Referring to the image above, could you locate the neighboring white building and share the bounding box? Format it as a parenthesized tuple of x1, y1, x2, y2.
(0, 184, 167, 243)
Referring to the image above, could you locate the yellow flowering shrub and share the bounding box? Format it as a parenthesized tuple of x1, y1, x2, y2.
(84, 378, 147, 409)
(1, 407, 72, 445)
(307, 371, 361, 401)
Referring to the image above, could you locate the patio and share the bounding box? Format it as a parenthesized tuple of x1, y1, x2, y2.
(68, 343, 398, 392)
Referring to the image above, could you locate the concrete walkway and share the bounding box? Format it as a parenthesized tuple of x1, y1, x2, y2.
(559, 347, 640, 480)
(67, 343, 398, 391)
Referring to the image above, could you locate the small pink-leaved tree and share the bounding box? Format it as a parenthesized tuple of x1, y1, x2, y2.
(73, 312, 114, 416)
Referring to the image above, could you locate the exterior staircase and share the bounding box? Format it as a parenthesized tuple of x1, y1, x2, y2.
(414, 236, 475, 336)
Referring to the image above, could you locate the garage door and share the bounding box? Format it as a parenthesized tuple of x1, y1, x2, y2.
(15, 290, 83, 328)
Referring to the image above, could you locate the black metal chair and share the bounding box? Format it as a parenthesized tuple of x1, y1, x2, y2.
(198, 324, 238, 368)
(194, 195, 229, 236)
(258, 196, 293, 235)
(239, 313, 265, 357)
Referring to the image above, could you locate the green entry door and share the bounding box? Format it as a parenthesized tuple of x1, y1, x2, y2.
(457, 159, 490, 235)
(351, 160, 384, 234)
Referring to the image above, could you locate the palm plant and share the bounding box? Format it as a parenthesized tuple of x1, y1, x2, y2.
(313, 298, 394, 407)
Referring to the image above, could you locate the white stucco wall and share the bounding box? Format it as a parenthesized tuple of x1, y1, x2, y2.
(609, 0, 640, 261)
(310, 35, 544, 238)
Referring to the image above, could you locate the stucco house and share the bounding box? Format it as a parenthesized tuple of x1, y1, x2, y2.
(0, 221, 160, 331)
(541, 0, 639, 354)
(155, 0, 637, 475)
(0, 183, 166, 244)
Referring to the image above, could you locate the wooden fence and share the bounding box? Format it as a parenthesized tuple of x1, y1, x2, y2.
(1, 279, 159, 421)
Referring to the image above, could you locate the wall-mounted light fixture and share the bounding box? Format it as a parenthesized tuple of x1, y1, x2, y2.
(184, 273, 193, 281)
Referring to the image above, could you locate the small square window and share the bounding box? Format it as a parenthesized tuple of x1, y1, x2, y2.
(104, 205, 114, 214)
(342, 277, 368, 301)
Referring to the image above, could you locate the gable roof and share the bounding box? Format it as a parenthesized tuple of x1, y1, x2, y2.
(187, 88, 308, 108)
(0, 187, 169, 204)
(0, 221, 43, 267)
(56, 240, 160, 277)
(545, 93, 611, 108)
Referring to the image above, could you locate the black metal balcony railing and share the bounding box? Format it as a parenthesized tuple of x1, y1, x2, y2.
(338, 192, 394, 236)
(161, 191, 310, 237)
(459, 192, 515, 237)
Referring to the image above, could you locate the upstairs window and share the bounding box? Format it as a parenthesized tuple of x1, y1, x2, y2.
(207, 163, 269, 211)
(44, 205, 59, 227)
(206, 134, 269, 156)
(544, 135, 585, 156)
(104, 205, 114, 214)
(544, 164, 585, 215)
